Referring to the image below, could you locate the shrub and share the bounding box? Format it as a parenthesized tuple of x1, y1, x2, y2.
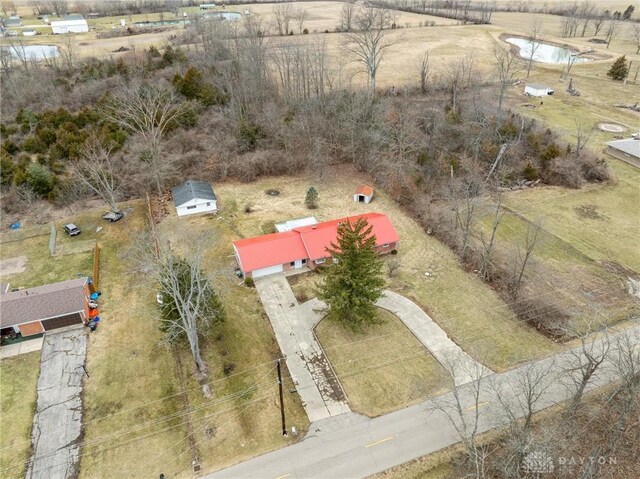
(303, 28, 309, 34)
(607, 55, 628, 81)
(523, 162, 539, 181)
(581, 158, 610, 182)
(223, 362, 236, 376)
(244, 277, 254, 287)
(24, 163, 53, 197)
(0, 152, 14, 185)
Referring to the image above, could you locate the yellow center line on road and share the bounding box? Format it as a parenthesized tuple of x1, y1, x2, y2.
(365, 435, 397, 448)
(274, 474, 290, 479)
(464, 401, 490, 412)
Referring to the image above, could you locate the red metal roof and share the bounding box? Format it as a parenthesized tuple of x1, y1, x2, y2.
(233, 230, 307, 272)
(355, 184, 374, 197)
(233, 213, 399, 272)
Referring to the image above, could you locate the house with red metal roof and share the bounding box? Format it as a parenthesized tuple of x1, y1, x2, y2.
(233, 213, 399, 278)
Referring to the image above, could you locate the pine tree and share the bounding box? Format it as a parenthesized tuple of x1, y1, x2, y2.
(305, 186, 319, 209)
(607, 56, 628, 81)
(317, 218, 386, 332)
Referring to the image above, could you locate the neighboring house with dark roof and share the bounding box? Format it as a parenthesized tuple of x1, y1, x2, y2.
(605, 138, 640, 167)
(171, 180, 218, 217)
(3, 16, 22, 27)
(0, 277, 91, 337)
(233, 213, 399, 278)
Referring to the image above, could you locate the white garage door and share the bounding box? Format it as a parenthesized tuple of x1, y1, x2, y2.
(252, 264, 284, 278)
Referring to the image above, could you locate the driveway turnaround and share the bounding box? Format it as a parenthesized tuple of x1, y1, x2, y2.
(376, 291, 491, 383)
(26, 328, 87, 479)
(205, 322, 639, 479)
(255, 275, 350, 423)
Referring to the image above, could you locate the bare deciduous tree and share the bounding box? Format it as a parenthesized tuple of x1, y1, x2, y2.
(273, 2, 293, 36)
(345, 6, 396, 93)
(418, 49, 430, 94)
(294, 6, 308, 34)
(59, 34, 77, 71)
(630, 23, 640, 54)
(429, 352, 492, 479)
(526, 19, 543, 78)
(478, 195, 503, 280)
(98, 84, 193, 193)
(492, 361, 556, 476)
(73, 135, 122, 212)
(562, 321, 611, 415)
(1, 0, 16, 16)
(605, 20, 620, 48)
(138, 236, 226, 381)
(340, 1, 356, 32)
(493, 43, 521, 111)
(508, 219, 541, 298)
(592, 11, 607, 36)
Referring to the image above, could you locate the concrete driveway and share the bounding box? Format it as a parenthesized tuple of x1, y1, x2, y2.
(254, 275, 351, 423)
(26, 328, 87, 479)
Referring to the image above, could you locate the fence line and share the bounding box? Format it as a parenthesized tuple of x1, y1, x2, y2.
(93, 241, 101, 288)
(49, 224, 56, 256)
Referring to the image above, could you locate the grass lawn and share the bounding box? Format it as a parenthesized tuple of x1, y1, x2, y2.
(213, 169, 558, 372)
(315, 308, 448, 417)
(0, 351, 41, 478)
(474, 200, 639, 332)
(502, 159, 640, 273)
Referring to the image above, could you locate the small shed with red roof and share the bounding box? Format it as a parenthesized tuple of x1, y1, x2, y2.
(353, 184, 374, 204)
(233, 213, 399, 278)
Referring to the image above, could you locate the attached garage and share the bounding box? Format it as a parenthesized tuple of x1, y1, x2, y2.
(251, 264, 285, 278)
(42, 313, 83, 331)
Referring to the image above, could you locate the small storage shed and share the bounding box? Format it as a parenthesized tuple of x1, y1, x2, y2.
(524, 83, 554, 97)
(0, 277, 91, 337)
(51, 18, 88, 34)
(171, 180, 218, 217)
(353, 185, 374, 204)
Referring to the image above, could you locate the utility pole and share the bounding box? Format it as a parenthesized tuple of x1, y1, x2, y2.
(277, 359, 287, 436)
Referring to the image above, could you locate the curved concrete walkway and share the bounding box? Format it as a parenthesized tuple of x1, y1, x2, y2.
(376, 290, 492, 384)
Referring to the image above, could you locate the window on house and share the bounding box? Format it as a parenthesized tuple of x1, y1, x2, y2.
(301, 259, 307, 264)
(315, 258, 326, 265)
(187, 205, 197, 210)
(290, 262, 295, 267)
(206, 202, 211, 206)
(382, 243, 389, 248)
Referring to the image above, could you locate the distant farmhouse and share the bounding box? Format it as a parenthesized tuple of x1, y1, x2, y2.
(0, 278, 92, 337)
(605, 138, 640, 167)
(171, 180, 218, 217)
(233, 213, 399, 278)
(51, 15, 88, 34)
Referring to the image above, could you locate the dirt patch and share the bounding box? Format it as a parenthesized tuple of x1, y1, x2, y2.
(0, 256, 28, 276)
(574, 204, 608, 221)
(598, 122, 627, 133)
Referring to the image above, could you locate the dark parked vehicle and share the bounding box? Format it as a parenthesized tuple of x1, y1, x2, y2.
(63, 224, 81, 236)
(102, 211, 124, 222)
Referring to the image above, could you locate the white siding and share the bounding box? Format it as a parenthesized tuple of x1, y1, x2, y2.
(353, 194, 373, 204)
(251, 264, 284, 278)
(176, 199, 217, 217)
(51, 20, 89, 33)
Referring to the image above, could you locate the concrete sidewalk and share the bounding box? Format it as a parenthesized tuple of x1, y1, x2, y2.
(255, 275, 350, 423)
(0, 336, 43, 359)
(377, 291, 491, 384)
(26, 329, 87, 479)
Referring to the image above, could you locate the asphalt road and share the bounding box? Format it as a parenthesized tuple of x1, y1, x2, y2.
(205, 322, 639, 479)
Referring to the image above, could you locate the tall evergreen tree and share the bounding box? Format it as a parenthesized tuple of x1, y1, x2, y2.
(305, 186, 319, 209)
(607, 55, 628, 81)
(317, 218, 386, 331)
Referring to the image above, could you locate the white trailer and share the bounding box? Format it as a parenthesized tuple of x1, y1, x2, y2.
(524, 83, 554, 97)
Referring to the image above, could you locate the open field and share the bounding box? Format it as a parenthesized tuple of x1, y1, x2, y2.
(0, 351, 41, 478)
(315, 308, 449, 417)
